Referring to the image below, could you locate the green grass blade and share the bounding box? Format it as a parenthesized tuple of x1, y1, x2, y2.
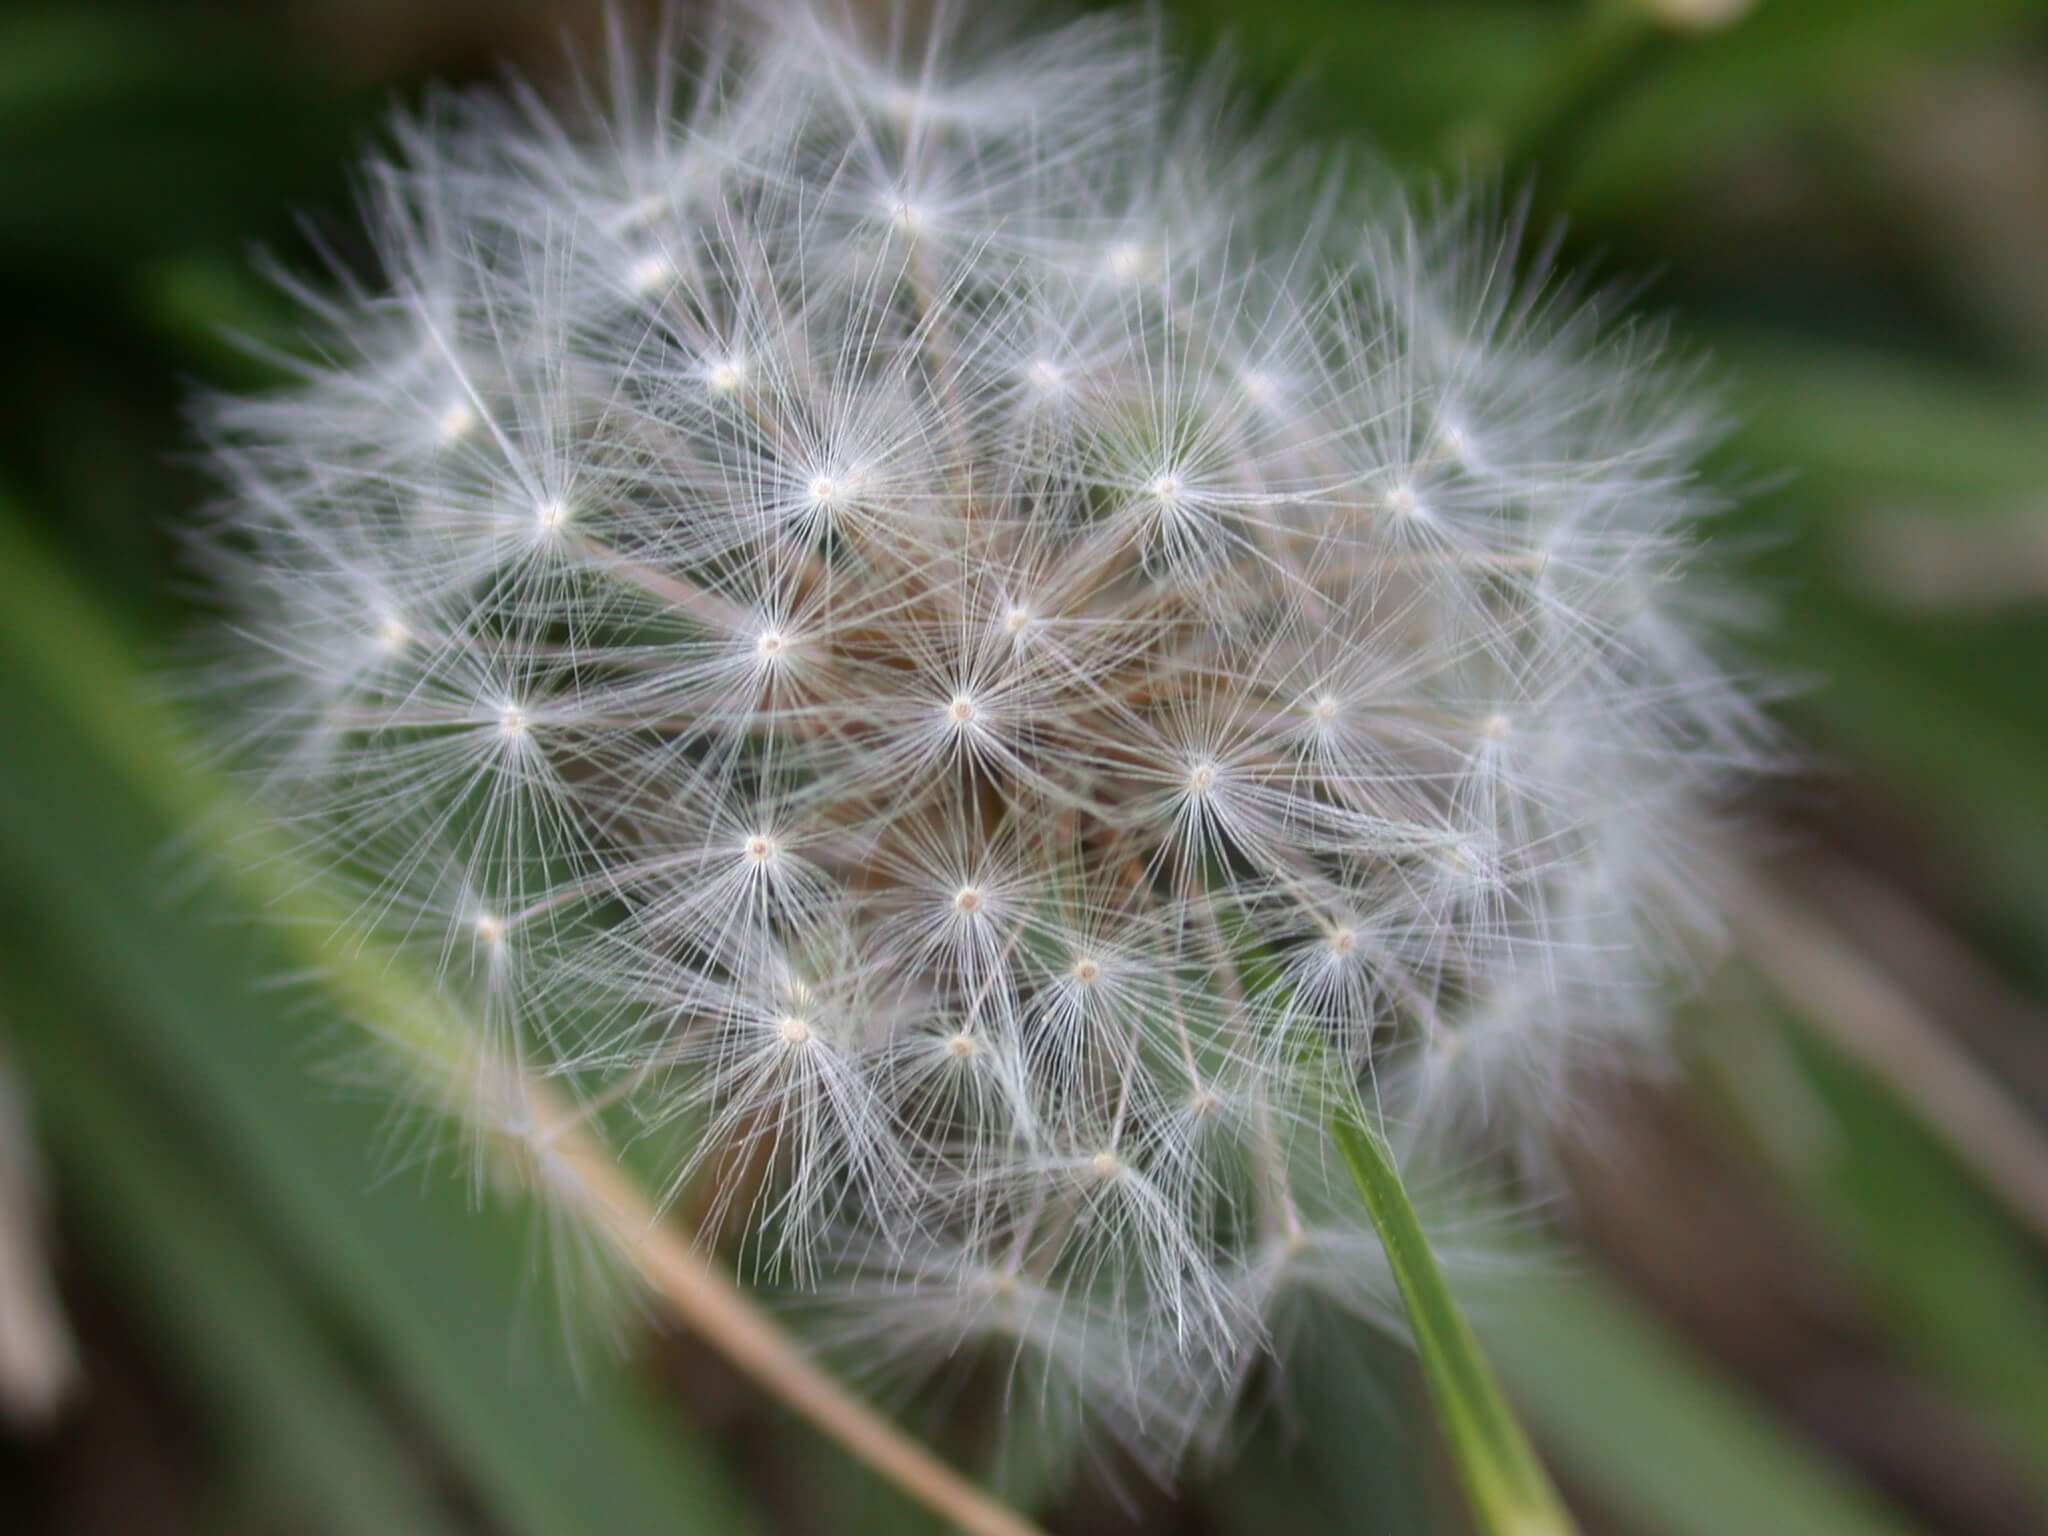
(2, 983, 461, 1536)
(1709, 997, 2048, 1485)
(1481, 1270, 1934, 1536)
(0, 501, 758, 1536)
(1327, 1098, 1578, 1536)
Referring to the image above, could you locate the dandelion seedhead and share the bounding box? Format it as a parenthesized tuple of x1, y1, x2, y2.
(195, 0, 1766, 1476)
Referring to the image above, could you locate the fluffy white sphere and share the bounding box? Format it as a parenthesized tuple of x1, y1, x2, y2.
(196, 0, 1766, 1468)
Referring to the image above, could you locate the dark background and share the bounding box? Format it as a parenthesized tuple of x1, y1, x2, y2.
(3, 3, 2047, 1532)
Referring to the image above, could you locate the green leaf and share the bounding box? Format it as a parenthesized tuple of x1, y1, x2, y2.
(0, 500, 759, 1536)
(1557, 0, 2047, 218)
(1712, 330, 2048, 502)
(2, 980, 461, 1536)
(1202, 1310, 1453, 1534)
(1481, 1270, 1934, 1536)
(1709, 997, 2048, 1487)
(1327, 1098, 1578, 1536)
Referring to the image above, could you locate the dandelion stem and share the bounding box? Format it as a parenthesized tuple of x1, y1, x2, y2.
(567, 531, 754, 634)
(532, 1091, 1050, 1536)
(1327, 1093, 1579, 1536)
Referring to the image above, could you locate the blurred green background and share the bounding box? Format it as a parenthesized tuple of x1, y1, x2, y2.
(3, 1, 2047, 1532)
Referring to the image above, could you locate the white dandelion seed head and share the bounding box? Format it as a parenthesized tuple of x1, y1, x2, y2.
(194, 0, 1769, 1486)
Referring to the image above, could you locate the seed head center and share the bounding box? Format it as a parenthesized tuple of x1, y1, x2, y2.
(433, 399, 477, 446)
(1106, 241, 1149, 279)
(627, 252, 673, 293)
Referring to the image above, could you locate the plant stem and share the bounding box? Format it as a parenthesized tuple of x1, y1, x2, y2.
(1327, 1094, 1579, 1536)
(529, 1089, 1046, 1536)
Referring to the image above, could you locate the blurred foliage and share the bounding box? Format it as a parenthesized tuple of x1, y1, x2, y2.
(2, 2, 2047, 1533)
